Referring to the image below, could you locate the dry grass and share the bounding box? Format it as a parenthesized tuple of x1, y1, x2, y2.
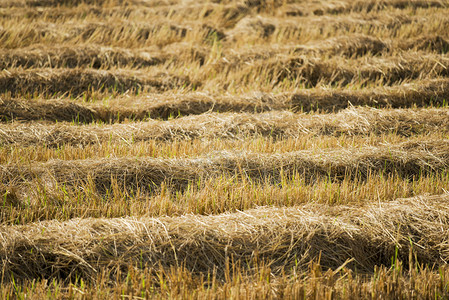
(2, 164, 449, 225)
(278, 0, 448, 17)
(0, 98, 98, 123)
(1, 107, 449, 146)
(265, 34, 449, 57)
(0, 19, 223, 49)
(225, 11, 449, 46)
(3, 0, 449, 298)
(2, 140, 449, 198)
(0, 68, 197, 97)
(1, 34, 446, 70)
(0, 45, 167, 69)
(3, 78, 449, 122)
(289, 78, 449, 112)
(2, 195, 449, 285)
(1, 263, 449, 299)
(104, 77, 449, 118)
(1, 7, 448, 49)
(216, 52, 449, 89)
(0, 44, 207, 69)
(0, 0, 118, 8)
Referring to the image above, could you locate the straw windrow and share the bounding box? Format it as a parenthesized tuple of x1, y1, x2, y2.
(2, 140, 448, 195)
(2, 195, 448, 283)
(0, 68, 197, 97)
(2, 78, 449, 122)
(1, 107, 449, 146)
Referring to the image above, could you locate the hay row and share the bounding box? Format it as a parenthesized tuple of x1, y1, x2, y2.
(0, 45, 170, 70)
(289, 77, 449, 112)
(1, 3, 250, 29)
(0, 44, 206, 70)
(222, 52, 449, 88)
(0, 20, 225, 49)
(291, 34, 449, 57)
(2, 10, 448, 49)
(247, 0, 448, 13)
(0, 68, 197, 97)
(1, 107, 449, 145)
(3, 78, 448, 123)
(0, 0, 134, 8)
(1, 53, 449, 97)
(1, 0, 445, 15)
(2, 140, 448, 194)
(0, 98, 98, 123)
(281, 0, 448, 16)
(2, 35, 448, 71)
(0, 36, 388, 70)
(225, 11, 449, 43)
(1, 194, 448, 283)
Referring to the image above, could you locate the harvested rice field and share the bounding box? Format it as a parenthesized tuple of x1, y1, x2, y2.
(2, 0, 449, 298)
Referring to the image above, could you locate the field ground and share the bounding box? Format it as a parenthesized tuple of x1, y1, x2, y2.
(1, 0, 449, 298)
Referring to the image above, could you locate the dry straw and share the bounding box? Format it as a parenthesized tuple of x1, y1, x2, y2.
(2, 139, 449, 195)
(1, 107, 448, 146)
(2, 78, 449, 122)
(0, 98, 98, 123)
(279, 0, 448, 16)
(2, 7, 449, 49)
(2, 0, 449, 296)
(228, 52, 449, 88)
(1, 194, 448, 283)
(0, 44, 207, 69)
(0, 68, 197, 97)
(0, 45, 167, 69)
(289, 78, 449, 112)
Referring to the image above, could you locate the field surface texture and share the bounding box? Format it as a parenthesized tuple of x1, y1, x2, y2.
(1, 0, 449, 298)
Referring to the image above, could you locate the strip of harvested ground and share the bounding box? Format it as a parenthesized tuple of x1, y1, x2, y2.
(0, 68, 197, 97)
(1, 194, 448, 283)
(2, 161, 449, 224)
(2, 140, 448, 193)
(1, 107, 449, 145)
